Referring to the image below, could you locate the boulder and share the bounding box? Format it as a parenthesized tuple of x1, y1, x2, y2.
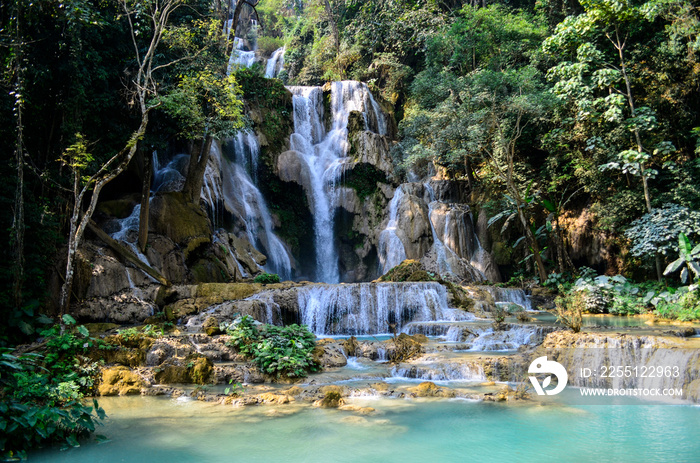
(99, 366, 146, 396)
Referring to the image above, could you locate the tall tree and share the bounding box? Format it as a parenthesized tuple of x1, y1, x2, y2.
(543, 0, 681, 279)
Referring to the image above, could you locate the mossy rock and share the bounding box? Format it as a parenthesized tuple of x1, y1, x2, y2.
(149, 192, 211, 246)
(203, 317, 223, 336)
(316, 385, 345, 408)
(388, 333, 424, 363)
(378, 260, 425, 282)
(410, 381, 455, 398)
(84, 323, 120, 335)
(99, 366, 145, 396)
(95, 346, 147, 367)
(154, 356, 213, 385)
(103, 333, 156, 351)
(443, 281, 475, 312)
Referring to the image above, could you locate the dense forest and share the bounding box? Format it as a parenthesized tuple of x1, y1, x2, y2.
(1, 0, 700, 456)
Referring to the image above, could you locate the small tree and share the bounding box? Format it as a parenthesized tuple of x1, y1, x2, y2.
(59, 0, 183, 312)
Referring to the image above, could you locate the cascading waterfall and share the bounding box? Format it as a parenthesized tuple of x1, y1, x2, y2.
(203, 136, 292, 280)
(424, 183, 455, 276)
(484, 286, 532, 310)
(390, 362, 486, 382)
(264, 47, 285, 78)
(296, 282, 474, 335)
(227, 37, 257, 72)
(377, 186, 408, 275)
(288, 81, 387, 282)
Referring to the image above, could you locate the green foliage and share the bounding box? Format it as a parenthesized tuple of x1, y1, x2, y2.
(0, 319, 104, 458)
(663, 233, 700, 284)
(553, 290, 583, 332)
(256, 36, 285, 55)
(654, 288, 700, 321)
(625, 204, 700, 257)
(253, 272, 281, 284)
(572, 273, 648, 315)
(343, 163, 387, 201)
(225, 316, 319, 378)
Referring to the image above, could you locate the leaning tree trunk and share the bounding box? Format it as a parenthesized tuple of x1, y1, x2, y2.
(182, 135, 214, 203)
(138, 150, 152, 253)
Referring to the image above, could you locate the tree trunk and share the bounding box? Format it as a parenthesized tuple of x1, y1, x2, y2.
(516, 207, 548, 282)
(11, 2, 25, 309)
(183, 135, 214, 203)
(615, 26, 661, 281)
(138, 150, 152, 253)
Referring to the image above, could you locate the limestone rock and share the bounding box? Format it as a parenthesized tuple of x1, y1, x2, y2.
(314, 385, 345, 408)
(349, 131, 394, 178)
(99, 366, 146, 396)
(313, 340, 348, 368)
(149, 191, 212, 249)
(409, 381, 455, 398)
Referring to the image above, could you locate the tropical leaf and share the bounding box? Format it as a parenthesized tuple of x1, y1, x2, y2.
(541, 198, 556, 213)
(679, 233, 692, 257)
(664, 258, 684, 276)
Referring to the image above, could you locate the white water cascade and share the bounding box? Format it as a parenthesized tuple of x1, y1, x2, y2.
(297, 282, 474, 335)
(265, 47, 285, 78)
(484, 286, 533, 311)
(288, 81, 387, 282)
(377, 186, 408, 274)
(228, 37, 257, 72)
(203, 134, 292, 280)
(425, 183, 456, 276)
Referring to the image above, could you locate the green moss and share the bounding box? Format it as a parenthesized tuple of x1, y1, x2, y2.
(344, 163, 387, 201)
(233, 68, 293, 167)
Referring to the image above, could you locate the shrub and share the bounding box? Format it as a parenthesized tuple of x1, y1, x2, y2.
(257, 36, 284, 55)
(0, 316, 105, 459)
(253, 272, 281, 284)
(553, 290, 583, 333)
(225, 316, 319, 378)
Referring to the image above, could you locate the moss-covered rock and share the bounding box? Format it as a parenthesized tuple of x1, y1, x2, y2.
(154, 356, 213, 385)
(203, 317, 223, 336)
(149, 192, 211, 247)
(99, 366, 145, 396)
(378, 260, 429, 282)
(410, 381, 455, 398)
(314, 385, 345, 408)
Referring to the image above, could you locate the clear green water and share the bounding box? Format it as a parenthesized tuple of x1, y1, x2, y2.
(32, 395, 700, 463)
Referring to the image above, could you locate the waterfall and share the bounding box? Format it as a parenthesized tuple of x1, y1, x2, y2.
(391, 362, 486, 382)
(204, 137, 292, 280)
(152, 153, 188, 192)
(377, 186, 408, 274)
(548, 339, 700, 402)
(288, 81, 387, 282)
(297, 282, 473, 335)
(425, 183, 454, 276)
(228, 37, 257, 72)
(264, 47, 285, 78)
(484, 287, 532, 310)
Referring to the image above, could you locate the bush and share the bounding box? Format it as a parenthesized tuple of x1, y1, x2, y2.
(553, 290, 583, 333)
(253, 272, 281, 284)
(0, 316, 105, 459)
(257, 36, 284, 55)
(225, 316, 319, 378)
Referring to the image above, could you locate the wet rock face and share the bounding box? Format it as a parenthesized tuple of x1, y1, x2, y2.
(313, 340, 348, 368)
